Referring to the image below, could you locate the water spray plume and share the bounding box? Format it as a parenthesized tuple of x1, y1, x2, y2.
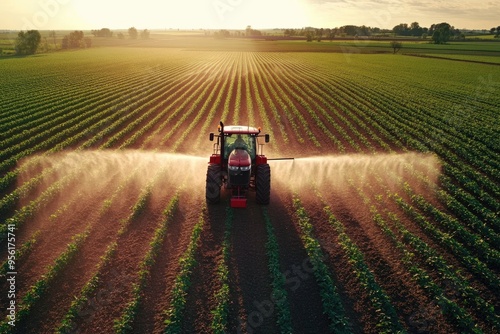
(17, 151, 441, 221)
(270, 152, 441, 199)
(18, 150, 208, 209)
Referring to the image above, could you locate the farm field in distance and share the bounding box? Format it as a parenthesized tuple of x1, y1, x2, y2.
(0, 37, 499, 333)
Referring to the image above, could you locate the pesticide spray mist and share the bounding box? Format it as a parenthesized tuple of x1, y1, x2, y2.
(18, 150, 208, 212)
(18, 150, 441, 223)
(270, 152, 441, 218)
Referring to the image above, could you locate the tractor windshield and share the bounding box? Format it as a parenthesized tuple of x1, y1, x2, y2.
(224, 134, 255, 159)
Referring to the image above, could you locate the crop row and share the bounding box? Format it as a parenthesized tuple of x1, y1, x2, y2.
(0, 227, 90, 332)
(113, 193, 180, 333)
(314, 190, 405, 333)
(291, 196, 351, 333)
(163, 209, 205, 333)
(285, 54, 498, 204)
(262, 208, 293, 333)
(54, 165, 179, 333)
(210, 206, 233, 333)
(346, 162, 497, 332)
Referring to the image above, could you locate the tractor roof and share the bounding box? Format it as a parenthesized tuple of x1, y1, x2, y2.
(223, 125, 261, 135)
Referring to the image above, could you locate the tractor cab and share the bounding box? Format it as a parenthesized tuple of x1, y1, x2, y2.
(209, 124, 269, 167)
(224, 133, 255, 160)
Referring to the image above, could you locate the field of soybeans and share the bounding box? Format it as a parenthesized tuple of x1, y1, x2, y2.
(0, 38, 499, 333)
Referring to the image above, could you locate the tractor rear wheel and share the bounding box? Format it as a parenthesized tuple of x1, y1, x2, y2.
(206, 164, 221, 204)
(256, 163, 270, 204)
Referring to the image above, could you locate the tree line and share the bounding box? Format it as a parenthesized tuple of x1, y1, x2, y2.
(13, 27, 150, 55)
(392, 22, 464, 44)
(11, 21, 500, 55)
(14, 30, 91, 55)
(283, 22, 468, 44)
(91, 27, 150, 39)
(490, 26, 500, 37)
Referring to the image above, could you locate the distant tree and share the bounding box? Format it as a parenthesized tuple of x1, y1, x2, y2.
(341, 25, 359, 36)
(305, 30, 313, 42)
(61, 31, 86, 49)
(61, 36, 68, 49)
(117, 32, 124, 39)
(140, 29, 150, 39)
(41, 37, 48, 52)
(245, 25, 262, 37)
(15, 30, 42, 55)
(128, 27, 138, 39)
(393, 23, 409, 36)
(359, 25, 370, 36)
(91, 28, 113, 38)
(316, 28, 323, 41)
(214, 29, 230, 39)
(432, 30, 444, 44)
(410, 22, 423, 36)
(431, 22, 452, 44)
(490, 26, 500, 38)
(84, 37, 92, 48)
(429, 22, 461, 43)
(71, 31, 84, 47)
(48, 30, 57, 48)
(393, 22, 428, 37)
(327, 28, 336, 41)
(283, 29, 293, 37)
(390, 40, 402, 54)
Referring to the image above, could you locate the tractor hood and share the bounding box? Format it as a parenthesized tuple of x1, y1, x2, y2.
(228, 149, 251, 167)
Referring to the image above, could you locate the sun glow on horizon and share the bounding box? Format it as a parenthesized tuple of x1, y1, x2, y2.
(70, 0, 309, 30)
(2, 0, 499, 30)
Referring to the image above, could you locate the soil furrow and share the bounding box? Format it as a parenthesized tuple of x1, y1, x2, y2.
(228, 201, 278, 334)
(132, 191, 203, 334)
(265, 189, 331, 333)
(71, 185, 172, 333)
(180, 202, 226, 333)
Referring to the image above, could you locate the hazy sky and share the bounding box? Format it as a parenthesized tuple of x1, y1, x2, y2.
(1, 0, 498, 31)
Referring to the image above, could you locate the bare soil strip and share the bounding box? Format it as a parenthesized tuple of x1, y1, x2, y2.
(0, 177, 125, 321)
(228, 200, 278, 333)
(179, 201, 226, 333)
(264, 189, 331, 333)
(301, 190, 452, 333)
(72, 186, 173, 333)
(131, 191, 203, 334)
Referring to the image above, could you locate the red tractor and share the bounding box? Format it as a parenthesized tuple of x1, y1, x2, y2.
(206, 121, 271, 208)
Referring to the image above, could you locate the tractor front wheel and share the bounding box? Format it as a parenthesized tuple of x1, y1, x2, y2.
(206, 164, 221, 204)
(256, 163, 270, 204)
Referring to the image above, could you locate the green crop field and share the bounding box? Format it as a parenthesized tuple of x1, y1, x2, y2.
(0, 38, 499, 333)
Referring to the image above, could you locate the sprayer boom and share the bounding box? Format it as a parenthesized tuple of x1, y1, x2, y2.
(267, 158, 295, 161)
